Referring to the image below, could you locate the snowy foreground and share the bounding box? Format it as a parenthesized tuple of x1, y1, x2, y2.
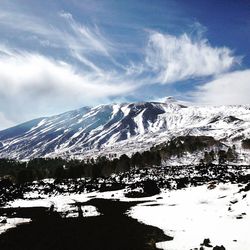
(129, 183, 250, 250)
(1, 180, 249, 250)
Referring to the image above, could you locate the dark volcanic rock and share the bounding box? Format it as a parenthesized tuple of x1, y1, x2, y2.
(0, 199, 172, 250)
(201, 238, 213, 247)
(213, 245, 226, 250)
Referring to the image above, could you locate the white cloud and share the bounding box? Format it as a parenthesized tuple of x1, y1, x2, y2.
(59, 11, 113, 56)
(59, 12, 126, 72)
(0, 112, 14, 130)
(0, 47, 136, 127)
(0, 8, 117, 73)
(193, 70, 250, 105)
(145, 32, 240, 84)
(0, 9, 58, 40)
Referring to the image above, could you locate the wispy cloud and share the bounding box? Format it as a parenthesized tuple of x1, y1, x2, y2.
(59, 11, 113, 56)
(0, 8, 56, 39)
(58, 11, 119, 74)
(145, 31, 240, 84)
(0, 7, 118, 73)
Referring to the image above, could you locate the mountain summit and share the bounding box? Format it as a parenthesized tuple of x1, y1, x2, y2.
(164, 96, 177, 103)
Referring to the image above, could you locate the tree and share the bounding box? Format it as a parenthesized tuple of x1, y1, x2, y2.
(17, 169, 34, 184)
(218, 150, 227, 164)
(116, 154, 130, 173)
(131, 152, 142, 168)
(204, 151, 213, 165)
(54, 166, 65, 180)
(226, 147, 236, 162)
(242, 139, 250, 149)
(209, 150, 215, 161)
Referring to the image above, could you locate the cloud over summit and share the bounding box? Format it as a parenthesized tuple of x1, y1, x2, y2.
(194, 70, 250, 105)
(0, 47, 135, 126)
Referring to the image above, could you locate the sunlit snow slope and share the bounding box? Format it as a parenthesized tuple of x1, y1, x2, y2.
(0, 97, 250, 159)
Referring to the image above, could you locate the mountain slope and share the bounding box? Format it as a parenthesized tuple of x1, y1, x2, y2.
(0, 98, 250, 160)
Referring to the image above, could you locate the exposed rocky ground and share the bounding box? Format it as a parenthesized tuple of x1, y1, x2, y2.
(1, 164, 249, 206)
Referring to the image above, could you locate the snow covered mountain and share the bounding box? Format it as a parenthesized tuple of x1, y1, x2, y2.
(0, 97, 250, 160)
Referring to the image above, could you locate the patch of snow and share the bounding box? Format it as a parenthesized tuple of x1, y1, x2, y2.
(0, 217, 31, 235)
(65, 205, 100, 218)
(129, 183, 250, 250)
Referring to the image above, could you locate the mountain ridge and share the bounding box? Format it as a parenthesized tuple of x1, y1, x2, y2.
(0, 98, 250, 160)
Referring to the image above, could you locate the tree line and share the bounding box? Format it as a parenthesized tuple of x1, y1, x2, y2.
(0, 136, 242, 184)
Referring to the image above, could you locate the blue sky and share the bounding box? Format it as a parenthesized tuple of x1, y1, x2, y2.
(0, 0, 250, 129)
